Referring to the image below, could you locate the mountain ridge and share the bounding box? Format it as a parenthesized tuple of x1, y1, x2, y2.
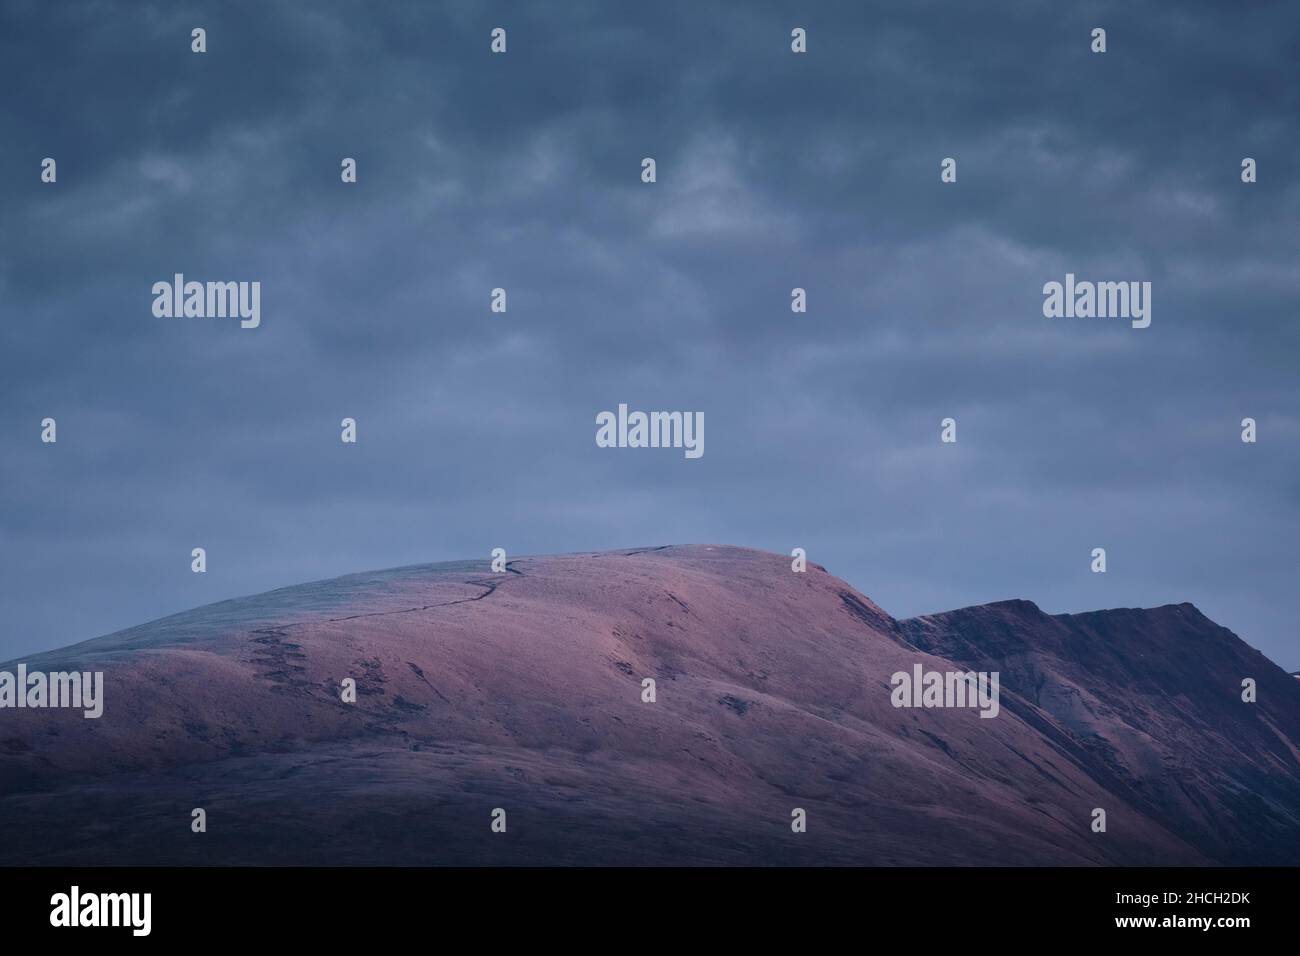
(10, 549, 1241, 669)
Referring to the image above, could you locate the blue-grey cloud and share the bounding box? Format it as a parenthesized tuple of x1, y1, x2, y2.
(1, 0, 1297, 668)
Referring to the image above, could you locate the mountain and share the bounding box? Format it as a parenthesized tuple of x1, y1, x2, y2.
(1, 544, 1297, 866)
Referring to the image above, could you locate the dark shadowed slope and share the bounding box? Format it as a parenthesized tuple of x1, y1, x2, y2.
(1, 545, 1297, 865)
(898, 600, 1300, 865)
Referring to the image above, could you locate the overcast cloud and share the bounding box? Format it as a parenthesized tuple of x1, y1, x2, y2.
(1, 0, 1297, 668)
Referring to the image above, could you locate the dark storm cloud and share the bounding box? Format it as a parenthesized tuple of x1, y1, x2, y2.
(1, 0, 1297, 667)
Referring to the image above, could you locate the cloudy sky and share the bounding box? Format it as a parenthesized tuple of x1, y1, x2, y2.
(2, 0, 1297, 668)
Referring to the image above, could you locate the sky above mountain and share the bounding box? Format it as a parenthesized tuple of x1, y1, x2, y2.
(1, 0, 1297, 667)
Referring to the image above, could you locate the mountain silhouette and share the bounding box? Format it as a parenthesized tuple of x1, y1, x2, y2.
(2, 544, 1297, 865)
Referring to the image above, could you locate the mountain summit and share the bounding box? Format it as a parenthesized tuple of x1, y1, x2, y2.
(2, 545, 1297, 865)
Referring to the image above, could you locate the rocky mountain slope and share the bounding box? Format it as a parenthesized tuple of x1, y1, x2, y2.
(1, 545, 1296, 865)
